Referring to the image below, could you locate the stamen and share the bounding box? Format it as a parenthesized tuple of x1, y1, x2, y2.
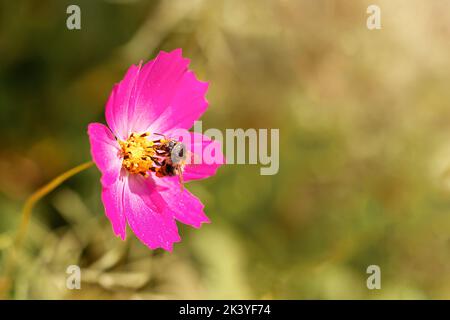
(119, 132, 155, 177)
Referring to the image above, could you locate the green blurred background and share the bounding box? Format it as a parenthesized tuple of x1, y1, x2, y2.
(1, 0, 450, 299)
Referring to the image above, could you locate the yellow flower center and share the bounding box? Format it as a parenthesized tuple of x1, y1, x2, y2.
(119, 132, 155, 177)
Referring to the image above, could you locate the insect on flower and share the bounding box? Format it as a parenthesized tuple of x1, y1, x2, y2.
(87, 49, 224, 251)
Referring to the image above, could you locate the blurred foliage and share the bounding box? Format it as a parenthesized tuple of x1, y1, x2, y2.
(1, 0, 450, 299)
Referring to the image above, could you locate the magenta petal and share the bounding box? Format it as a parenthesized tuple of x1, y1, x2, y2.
(155, 177, 210, 228)
(101, 173, 127, 240)
(123, 175, 181, 251)
(87, 123, 122, 186)
(148, 69, 209, 133)
(104, 49, 208, 138)
(177, 132, 225, 182)
(105, 64, 141, 140)
(128, 49, 209, 134)
(130, 49, 191, 134)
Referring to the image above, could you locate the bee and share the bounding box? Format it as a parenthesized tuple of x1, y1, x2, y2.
(150, 134, 188, 187)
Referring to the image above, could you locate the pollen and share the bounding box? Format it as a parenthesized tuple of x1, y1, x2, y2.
(119, 132, 155, 177)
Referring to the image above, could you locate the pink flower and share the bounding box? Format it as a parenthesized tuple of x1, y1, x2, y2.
(87, 49, 224, 251)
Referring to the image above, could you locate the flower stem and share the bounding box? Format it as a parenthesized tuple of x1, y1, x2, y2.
(0, 160, 94, 297)
(15, 160, 94, 246)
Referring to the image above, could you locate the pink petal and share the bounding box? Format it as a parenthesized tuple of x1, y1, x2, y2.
(131, 49, 192, 134)
(105, 65, 141, 140)
(101, 172, 127, 240)
(155, 177, 210, 228)
(124, 174, 181, 251)
(172, 131, 225, 182)
(146, 66, 209, 133)
(87, 123, 122, 186)
(104, 49, 208, 139)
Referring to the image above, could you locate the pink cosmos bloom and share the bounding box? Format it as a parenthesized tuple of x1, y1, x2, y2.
(87, 49, 224, 251)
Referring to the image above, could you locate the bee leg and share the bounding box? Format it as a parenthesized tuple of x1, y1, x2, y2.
(153, 133, 167, 139)
(151, 157, 163, 166)
(178, 171, 184, 190)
